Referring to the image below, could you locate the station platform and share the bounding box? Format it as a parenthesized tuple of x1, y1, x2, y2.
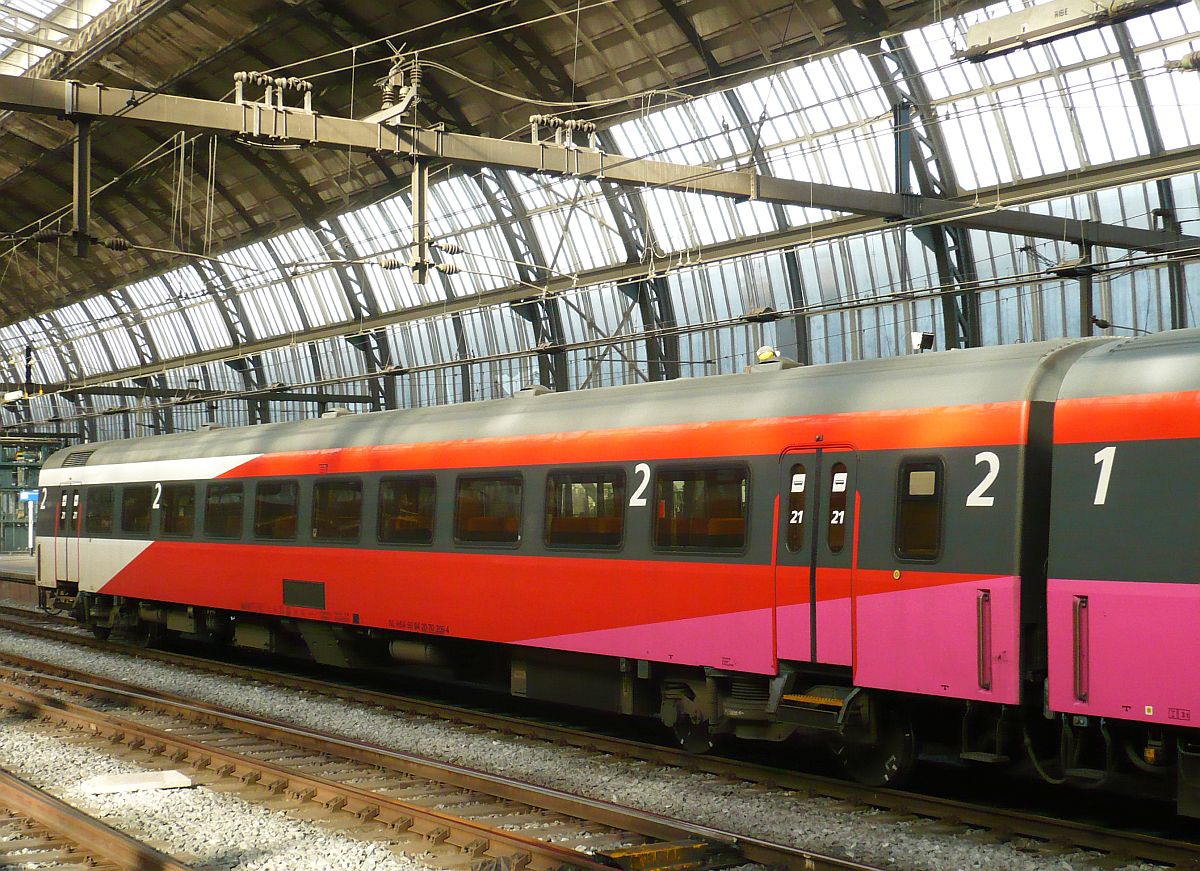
(0, 554, 34, 581)
(0, 553, 36, 605)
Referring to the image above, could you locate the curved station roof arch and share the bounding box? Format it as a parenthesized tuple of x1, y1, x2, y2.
(0, 0, 1197, 440)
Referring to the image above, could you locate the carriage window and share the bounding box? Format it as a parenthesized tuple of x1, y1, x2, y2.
(121, 485, 153, 534)
(545, 469, 625, 548)
(786, 464, 807, 552)
(84, 486, 114, 535)
(827, 462, 849, 554)
(313, 479, 362, 541)
(654, 467, 748, 551)
(161, 484, 195, 536)
(204, 482, 244, 539)
(455, 475, 522, 544)
(896, 460, 943, 560)
(254, 481, 298, 540)
(378, 477, 435, 544)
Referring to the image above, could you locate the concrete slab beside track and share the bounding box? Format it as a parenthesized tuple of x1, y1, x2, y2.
(0, 763, 199, 870)
(0, 554, 35, 580)
(0, 554, 37, 605)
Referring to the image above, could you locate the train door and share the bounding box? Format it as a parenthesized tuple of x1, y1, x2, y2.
(54, 486, 81, 585)
(35, 488, 54, 588)
(775, 447, 857, 665)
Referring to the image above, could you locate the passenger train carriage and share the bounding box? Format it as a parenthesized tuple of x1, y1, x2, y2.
(34, 330, 1200, 813)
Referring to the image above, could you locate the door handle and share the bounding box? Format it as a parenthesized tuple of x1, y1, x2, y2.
(1072, 595, 1089, 702)
(976, 589, 992, 691)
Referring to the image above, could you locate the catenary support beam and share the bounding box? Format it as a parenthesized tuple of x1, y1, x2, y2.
(0, 74, 1192, 254)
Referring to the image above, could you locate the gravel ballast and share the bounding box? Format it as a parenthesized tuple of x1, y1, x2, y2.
(0, 626, 1156, 871)
(0, 708, 432, 871)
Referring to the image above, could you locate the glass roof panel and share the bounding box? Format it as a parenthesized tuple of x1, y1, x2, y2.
(1066, 60, 1147, 164)
(0, 0, 112, 74)
(80, 296, 139, 370)
(269, 228, 352, 326)
(994, 78, 1080, 177)
(220, 241, 305, 338)
(124, 276, 201, 363)
(505, 172, 622, 275)
(159, 268, 229, 353)
(49, 303, 112, 376)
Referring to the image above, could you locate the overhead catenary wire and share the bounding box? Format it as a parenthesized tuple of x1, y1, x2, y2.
(10, 48, 1184, 265)
(19, 142, 1200, 373)
(18, 233, 1200, 403)
(0, 11, 1185, 266)
(13, 244, 1199, 432)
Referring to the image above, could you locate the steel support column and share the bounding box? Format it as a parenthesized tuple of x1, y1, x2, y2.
(1114, 23, 1188, 329)
(834, 0, 983, 347)
(657, 0, 812, 364)
(1078, 243, 1095, 336)
(417, 73, 569, 392)
(70, 119, 90, 258)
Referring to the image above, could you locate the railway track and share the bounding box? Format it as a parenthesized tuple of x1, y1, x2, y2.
(0, 761, 197, 870)
(0, 605, 1196, 869)
(0, 645, 866, 870)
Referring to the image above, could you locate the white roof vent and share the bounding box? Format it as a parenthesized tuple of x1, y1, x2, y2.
(321, 407, 355, 418)
(746, 345, 799, 373)
(514, 384, 551, 397)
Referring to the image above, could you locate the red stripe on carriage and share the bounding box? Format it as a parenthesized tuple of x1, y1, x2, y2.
(1055, 390, 1200, 444)
(95, 539, 1012, 677)
(219, 402, 1031, 478)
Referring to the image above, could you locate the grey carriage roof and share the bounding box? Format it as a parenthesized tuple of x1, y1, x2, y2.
(44, 335, 1120, 470)
(1058, 328, 1200, 400)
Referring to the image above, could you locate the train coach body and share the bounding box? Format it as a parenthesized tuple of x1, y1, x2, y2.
(32, 330, 1199, 807)
(1047, 333, 1200, 737)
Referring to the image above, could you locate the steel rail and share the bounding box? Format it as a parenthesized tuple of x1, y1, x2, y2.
(0, 609, 1195, 866)
(0, 656, 871, 871)
(0, 678, 621, 871)
(0, 764, 202, 871)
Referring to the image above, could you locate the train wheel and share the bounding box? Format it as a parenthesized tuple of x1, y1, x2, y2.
(833, 710, 917, 787)
(672, 715, 715, 754)
(119, 621, 160, 649)
(90, 625, 111, 641)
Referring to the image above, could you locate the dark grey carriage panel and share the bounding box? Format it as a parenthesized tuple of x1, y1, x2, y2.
(282, 579, 326, 610)
(1049, 329, 1200, 584)
(855, 445, 1024, 577)
(1048, 438, 1200, 584)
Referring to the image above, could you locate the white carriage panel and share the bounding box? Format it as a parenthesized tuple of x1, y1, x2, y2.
(77, 538, 155, 594)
